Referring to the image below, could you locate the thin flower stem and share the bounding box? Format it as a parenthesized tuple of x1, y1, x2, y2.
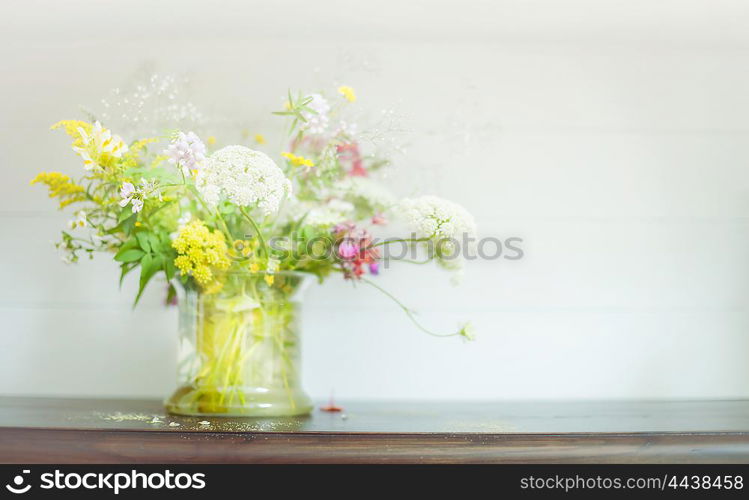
(369, 237, 430, 248)
(383, 256, 434, 265)
(239, 206, 270, 258)
(185, 184, 233, 240)
(360, 277, 460, 338)
(214, 209, 233, 240)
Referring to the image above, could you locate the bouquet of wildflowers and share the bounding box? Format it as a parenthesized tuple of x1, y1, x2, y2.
(33, 85, 478, 415)
(33, 85, 476, 342)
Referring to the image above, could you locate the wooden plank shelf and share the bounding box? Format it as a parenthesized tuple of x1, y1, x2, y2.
(0, 397, 747, 463)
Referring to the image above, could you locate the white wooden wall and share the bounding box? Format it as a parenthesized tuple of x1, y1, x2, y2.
(2, 0, 749, 400)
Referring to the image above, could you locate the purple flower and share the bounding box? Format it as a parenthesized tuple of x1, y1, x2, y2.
(368, 262, 379, 275)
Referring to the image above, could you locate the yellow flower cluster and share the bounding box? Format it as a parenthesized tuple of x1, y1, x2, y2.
(282, 152, 314, 168)
(172, 220, 231, 290)
(50, 120, 92, 148)
(337, 85, 357, 103)
(30, 172, 86, 209)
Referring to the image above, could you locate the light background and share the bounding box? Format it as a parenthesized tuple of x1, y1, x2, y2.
(2, 0, 749, 400)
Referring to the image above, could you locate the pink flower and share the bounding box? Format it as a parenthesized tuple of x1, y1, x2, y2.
(337, 143, 367, 177)
(371, 213, 387, 225)
(338, 241, 358, 259)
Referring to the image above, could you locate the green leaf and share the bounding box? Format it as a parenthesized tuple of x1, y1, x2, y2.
(136, 232, 151, 253)
(114, 248, 145, 263)
(118, 207, 134, 223)
(164, 257, 176, 281)
(166, 283, 177, 305)
(118, 262, 136, 289)
(133, 253, 161, 307)
(109, 212, 137, 236)
(118, 237, 139, 253)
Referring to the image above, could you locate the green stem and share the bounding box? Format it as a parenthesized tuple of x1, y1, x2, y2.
(383, 256, 435, 265)
(369, 237, 430, 248)
(360, 277, 461, 338)
(239, 206, 270, 258)
(185, 184, 233, 241)
(214, 209, 233, 240)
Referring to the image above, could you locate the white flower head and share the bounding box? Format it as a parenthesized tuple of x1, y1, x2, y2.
(165, 131, 206, 175)
(399, 196, 477, 271)
(196, 145, 291, 215)
(304, 199, 355, 227)
(301, 94, 330, 134)
(399, 195, 477, 243)
(334, 177, 396, 214)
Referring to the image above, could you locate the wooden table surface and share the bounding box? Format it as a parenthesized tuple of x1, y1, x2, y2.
(0, 397, 747, 463)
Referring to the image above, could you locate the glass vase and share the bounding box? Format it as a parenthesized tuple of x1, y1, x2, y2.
(166, 271, 313, 417)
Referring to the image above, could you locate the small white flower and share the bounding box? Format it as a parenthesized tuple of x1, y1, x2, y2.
(165, 131, 206, 175)
(177, 213, 191, 228)
(301, 94, 330, 134)
(139, 178, 161, 201)
(68, 210, 87, 229)
(196, 145, 291, 215)
(119, 181, 149, 213)
(91, 233, 106, 247)
(119, 182, 135, 206)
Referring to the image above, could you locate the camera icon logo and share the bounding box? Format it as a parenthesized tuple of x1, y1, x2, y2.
(6, 470, 31, 494)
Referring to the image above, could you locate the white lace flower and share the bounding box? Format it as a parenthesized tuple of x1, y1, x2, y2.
(165, 131, 206, 175)
(334, 120, 358, 138)
(334, 177, 396, 213)
(305, 199, 355, 227)
(399, 195, 477, 243)
(196, 145, 291, 215)
(399, 196, 477, 273)
(301, 94, 330, 134)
